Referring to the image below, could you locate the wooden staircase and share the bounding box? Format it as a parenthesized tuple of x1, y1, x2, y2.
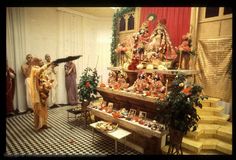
(162, 97, 232, 155)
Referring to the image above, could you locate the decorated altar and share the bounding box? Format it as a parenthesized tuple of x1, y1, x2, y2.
(88, 100, 168, 154)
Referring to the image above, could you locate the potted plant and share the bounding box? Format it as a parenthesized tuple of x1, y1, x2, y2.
(155, 73, 207, 155)
(78, 67, 99, 108)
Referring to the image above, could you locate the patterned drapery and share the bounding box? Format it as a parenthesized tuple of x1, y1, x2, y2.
(195, 38, 232, 102)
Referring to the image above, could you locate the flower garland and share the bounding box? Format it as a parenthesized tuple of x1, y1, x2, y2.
(111, 7, 135, 67)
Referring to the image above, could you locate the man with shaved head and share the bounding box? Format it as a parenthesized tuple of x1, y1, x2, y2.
(44, 54, 58, 108)
(21, 54, 33, 112)
(28, 58, 54, 131)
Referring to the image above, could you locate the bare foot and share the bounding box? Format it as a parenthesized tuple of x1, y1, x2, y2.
(42, 125, 52, 129)
(35, 128, 43, 132)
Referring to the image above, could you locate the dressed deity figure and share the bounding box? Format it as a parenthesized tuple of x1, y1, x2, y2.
(149, 73, 166, 97)
(117, 72, 129, 90)
(108, 71, 117, 88)
(133, 72, 149, 94)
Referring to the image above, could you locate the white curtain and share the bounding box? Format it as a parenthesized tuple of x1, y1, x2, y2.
(57, 10, 112, 105)
(7, 7, 113, 109)
(7, 8, 28, 113)
(57, 11, 84, 104)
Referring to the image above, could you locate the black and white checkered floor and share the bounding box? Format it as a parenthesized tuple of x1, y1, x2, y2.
(5, 106, 140, 156)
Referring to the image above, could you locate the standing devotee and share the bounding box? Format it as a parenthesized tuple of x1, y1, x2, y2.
(6, 60, 16, 116)
(29, 58, 54, 131)
(64, 61, 78, 105)
(44, 54, 58, 108)
(21, 54, 33, 111)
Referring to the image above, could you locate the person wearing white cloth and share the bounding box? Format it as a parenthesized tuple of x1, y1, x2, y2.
(21, 54, 33, 111)
(44, 54, 58, 108)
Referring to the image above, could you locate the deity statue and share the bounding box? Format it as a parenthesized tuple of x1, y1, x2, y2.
(171, 33, 193, 70)
(149, 72, 166, 97)
(108, 71, 117, 88)
(133, 72, 149, 94)
(145, 19, 175, 67)
(117, 72, 129, 90)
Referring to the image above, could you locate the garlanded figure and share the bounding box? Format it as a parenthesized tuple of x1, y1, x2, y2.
(64, 61, 77, 105)
(108, 71, 117, 88)
(21, 54, 33, 111)
(138, 23, 150, 61)
(117, 71, 129, 90)
(171, 33, 194, 70)
(128, 50, 140, 70)
(44, 54, 58, 107)
(146, 19, 176, 68)
(128, 15, 155, 70)
(149, 72, 166, 97)
(133, 71, 149, 94)
(115, 42, 128, 66)
(6, 60, 16, 116)
(28, 58, 54, 131)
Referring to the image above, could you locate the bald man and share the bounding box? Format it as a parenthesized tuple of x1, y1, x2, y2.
(44, 54, 58, 107)
(28, 58, 54, 131)
(21, 54, 33, 111)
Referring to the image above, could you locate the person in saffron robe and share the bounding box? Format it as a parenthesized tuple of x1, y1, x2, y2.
(64, 61, 78, 105)
(6, 61, 16, 116)
(44, 54, 58, 107)
(29, 58, 54, 131)
(21, 54, 33, 112)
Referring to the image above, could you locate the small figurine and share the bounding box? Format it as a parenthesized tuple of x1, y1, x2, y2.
(117, 72, 129, 90)
(150, 72, 166, 96)
(133, 71, 149, 94)
(108, 71, 117, 88)
(171, 33, 193, 69)
(115, 43, 128, 66)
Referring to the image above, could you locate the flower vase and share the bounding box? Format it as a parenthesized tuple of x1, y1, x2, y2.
(81, 100, 90, 110)
(167, 128, 184, 155)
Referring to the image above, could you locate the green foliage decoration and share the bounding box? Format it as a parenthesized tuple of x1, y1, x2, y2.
(78, 67, 100, 102)
(111, 7, 135, 66)
(155, 73, 208, 135)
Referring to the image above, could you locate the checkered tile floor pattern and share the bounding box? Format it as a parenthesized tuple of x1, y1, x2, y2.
(5, 106, 140, 156)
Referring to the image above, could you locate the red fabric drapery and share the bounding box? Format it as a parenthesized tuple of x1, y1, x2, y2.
(140, 7, 191, 47)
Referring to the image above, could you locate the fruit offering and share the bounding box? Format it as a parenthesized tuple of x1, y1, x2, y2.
(96, 121, 118, 132)
(112, 111, 121, 119)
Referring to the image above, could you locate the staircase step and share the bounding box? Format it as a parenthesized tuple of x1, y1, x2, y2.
(196, 106, 224, 116)
(186, 123, 232, 143)
(187, 124, 220, 138)
(201, 97, 221, 107)
(216, 124, 232, 143)
(182, 137, 202, 153)
(199, 138, 232, 154)
(199, 115, 230, 124)
(161, 145, 224, 155)
(199, 138, 218, 150)
(216, 140, 232, 155)
(182, 137, 232, 155)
